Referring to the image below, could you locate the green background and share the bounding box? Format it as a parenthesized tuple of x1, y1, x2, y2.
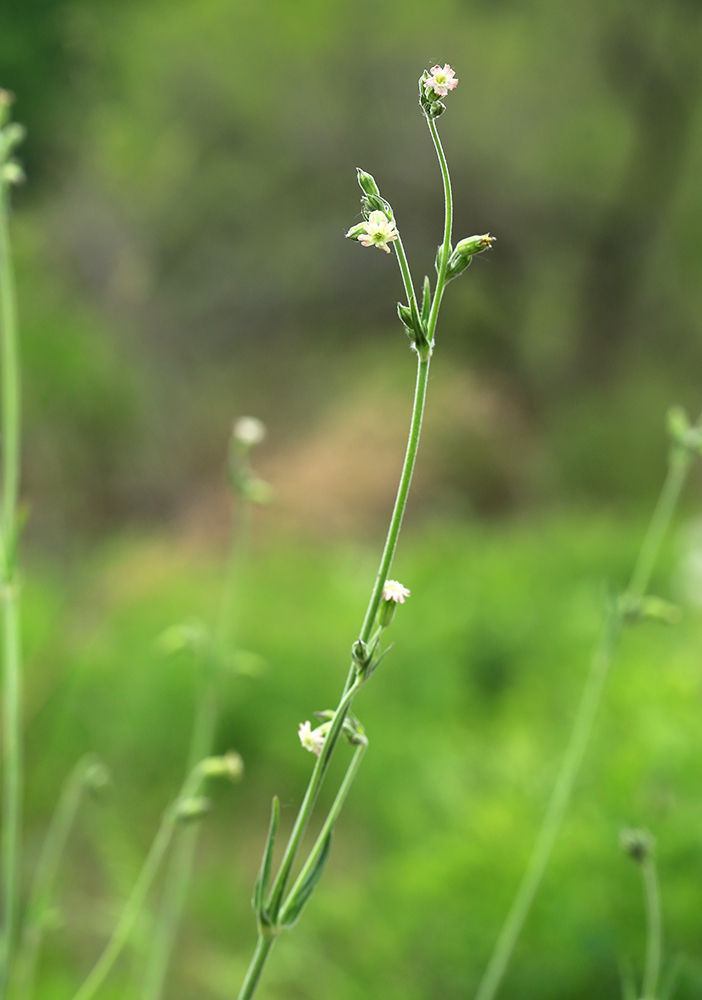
(3, 0, 702, 996)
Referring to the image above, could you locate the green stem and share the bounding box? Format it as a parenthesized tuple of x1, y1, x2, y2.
(474, 443, 694, 1000)
(425, 117, 453, 346)
(70, 763, 207, 1000)
(141, 503, 253, 1000)
(237, 108, 455, 1000)
(279, 740, 367, 926)
(14, 755, 100, 1000)
(641, 854, 662, 1000)
(0, 178, 22, 1000)
(236, 934, 276, 1000)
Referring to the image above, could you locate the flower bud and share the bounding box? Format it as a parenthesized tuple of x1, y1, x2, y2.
(83, 760, 111, 795)
(175, 796, 212, 823)
(233, 416, 266, 449)
(454, 234, 496, 257)
(356, 168, 380, 197)
(351, 638, 370, 667)
(1, 162, 24, 186)
(200, 752, 244, 782)
(620, 828, 653, 864)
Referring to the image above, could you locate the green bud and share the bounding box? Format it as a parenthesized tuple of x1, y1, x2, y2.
(83, 760, 111, 795)
(378, 599, 397, 628)
(620, 828, 653, 864)
(421, 276, 431, 326)
(361, 192, 393, 219)
(345, 222, 367, 242)
(175, 796, 212, 823)
(200, 751, 244, 782)
(351, 639, 370, 667)
(1, 161, 24, 186)
(666, 405, 690, 442)
(454, 234, 496, 257)
(356, 168, 380, 197)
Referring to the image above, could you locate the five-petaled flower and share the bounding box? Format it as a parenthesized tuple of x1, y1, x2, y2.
(298, 720, 328, 756)
(382, 580, 411, 604)
(354, 210, 399, 254)
(424, 64, 458, 97)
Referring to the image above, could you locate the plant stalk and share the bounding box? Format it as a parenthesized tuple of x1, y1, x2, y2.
(474, 441, 695, 1000)
(0, 177, 22, 1000)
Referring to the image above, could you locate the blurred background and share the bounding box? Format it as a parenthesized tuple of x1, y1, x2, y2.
(3, 0, 702, 996)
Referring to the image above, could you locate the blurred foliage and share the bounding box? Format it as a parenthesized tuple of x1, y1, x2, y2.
(21, 513, 702, 998)
(2, 0, 702, 537)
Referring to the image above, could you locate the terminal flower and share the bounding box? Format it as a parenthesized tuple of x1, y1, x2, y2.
(347, 210, 399, 253)
(424, 64, 458, 97)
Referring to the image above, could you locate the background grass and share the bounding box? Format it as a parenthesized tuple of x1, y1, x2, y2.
(18, 510, 702, 998)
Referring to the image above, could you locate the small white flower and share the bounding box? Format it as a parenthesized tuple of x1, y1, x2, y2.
(298, 720, 328, 756)
(425, 64, 458, 98)
(233, 416, 267, 447)
(382, 580, 411, 604)
(356, 211, 399, 254)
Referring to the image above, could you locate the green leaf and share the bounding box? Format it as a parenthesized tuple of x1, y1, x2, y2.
(421, 276, 431, 325)
(253, 796, 279, 922)
(279, 833, 332, 928)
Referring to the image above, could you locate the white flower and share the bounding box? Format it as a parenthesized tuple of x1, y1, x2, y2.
(355, 211, 399, 254)
(381, 580, 411, 604)
(298, 720, 328, 756)
(425, 64, 458, 98)
(233, 416, 267, 447)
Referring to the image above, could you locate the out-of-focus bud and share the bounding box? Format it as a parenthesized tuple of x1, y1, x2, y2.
(1, 162, 25, 186)
(0, 91, 16, 132)
(356, 168, 380, 197)
(175, 796, 212, 823)
(342, 712, 368, 747)
(83, 760, 111, 796)
(620, 828, 654, 864)
(233, 416, 266, 449)
(200, 752, 244, 782)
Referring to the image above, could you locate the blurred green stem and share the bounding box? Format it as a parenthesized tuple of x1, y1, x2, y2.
(0, 178, 22, 1000)
(71, 762, 210, 1000)
(641, 852, 662, 1000)
(141, 502, 253, 1000)
(237, 114, 454, 1000)
(474, 441, 695, 1000)
(14, 756, 100, 1000)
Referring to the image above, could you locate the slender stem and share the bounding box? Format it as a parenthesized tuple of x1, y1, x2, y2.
(14, 757, 98, 1000)
(425, 117, 453, 346)
(236, 934, 276, 1000)
(141, 503, 253, 1000)
(264, 679, 362, 920)
(358, 355, 430, 644)
(279, 740, 367, 926)
(237, 107, 455, 1000)
(641, 854, 662, 1000)
(473, 444, 694, 1000)
(393, 234, 417, 309)
(0, 178, 22, 1000)
(70, 764, 206, 1000)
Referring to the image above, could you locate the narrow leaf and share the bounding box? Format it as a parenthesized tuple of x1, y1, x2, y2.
(253, 796, 279, 916)
(280, 833, 332, 928)
(421, 276, 431, 325)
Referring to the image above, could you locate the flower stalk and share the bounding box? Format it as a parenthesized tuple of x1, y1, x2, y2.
(474, 421, 700, 1000)
(236, 62, 486, 1000)
(0, 93, 24, 1000)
